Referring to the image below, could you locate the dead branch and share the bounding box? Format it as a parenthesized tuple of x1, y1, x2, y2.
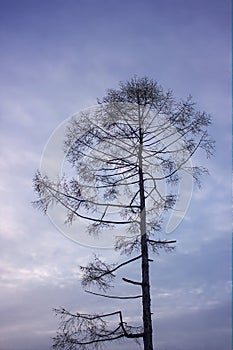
(122, 277, 142, 286)
(85, 289, 142, 299)
(52, 307, 143, 350)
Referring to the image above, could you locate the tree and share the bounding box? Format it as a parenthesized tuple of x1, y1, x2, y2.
(33, 76, 214, 350)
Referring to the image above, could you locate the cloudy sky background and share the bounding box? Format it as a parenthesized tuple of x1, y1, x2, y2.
(0, 1, 231, 349)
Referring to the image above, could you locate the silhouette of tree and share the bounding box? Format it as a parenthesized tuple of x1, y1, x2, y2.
(33, 76, 214, 350)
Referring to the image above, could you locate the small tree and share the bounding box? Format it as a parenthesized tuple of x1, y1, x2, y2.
(33, 76, 214, 350)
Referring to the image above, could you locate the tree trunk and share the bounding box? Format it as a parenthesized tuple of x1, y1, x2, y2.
(141, 233, 153, 350)
(139, 121, 154, 350)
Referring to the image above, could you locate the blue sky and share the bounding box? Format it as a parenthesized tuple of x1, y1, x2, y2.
(0, 1, 231, 349)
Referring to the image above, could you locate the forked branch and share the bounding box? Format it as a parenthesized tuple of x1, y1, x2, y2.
(52, 308, 144, 350)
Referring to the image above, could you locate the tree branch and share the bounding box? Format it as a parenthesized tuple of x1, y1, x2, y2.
(148, 239, 176, 244)
(122, 277, 142, 286)
(80, 254, 143, 290)
(110, 254, 142, 273)
(52, 307, 144, 350)
(148, 239, 176, 254)
(85, 290, 142, 299)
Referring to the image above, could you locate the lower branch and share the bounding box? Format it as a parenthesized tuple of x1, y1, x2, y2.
(53, 308, 143, 350)
(85, 289, 142, 299)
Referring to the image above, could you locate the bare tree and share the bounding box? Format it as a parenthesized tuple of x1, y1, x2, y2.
(33, 76, 214, 350)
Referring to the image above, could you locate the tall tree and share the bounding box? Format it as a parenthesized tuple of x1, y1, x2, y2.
(33, 76, 214, 350)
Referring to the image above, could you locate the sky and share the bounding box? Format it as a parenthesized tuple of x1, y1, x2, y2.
(0, 0, 231, 349)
